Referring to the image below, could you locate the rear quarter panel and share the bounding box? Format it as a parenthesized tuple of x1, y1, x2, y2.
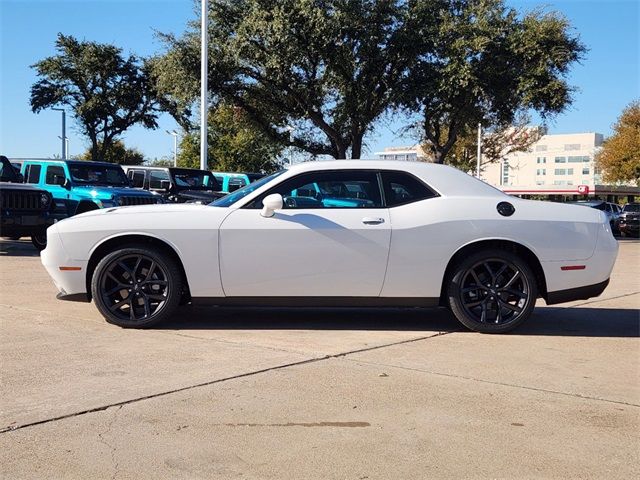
(381, 196, 602, 298)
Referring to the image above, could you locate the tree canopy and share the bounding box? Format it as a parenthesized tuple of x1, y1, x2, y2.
(596, 101, 640, 186)
(177, 104, 282, 173)
(30, 34, 160, 162)
(78, 140, 145, 165)
(399, 0, 586, 163)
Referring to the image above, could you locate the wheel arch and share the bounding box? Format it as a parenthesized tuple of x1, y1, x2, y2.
(439, 239, 548, 306)
(85, 234, 190, 302)
(74, 200, 100, 215)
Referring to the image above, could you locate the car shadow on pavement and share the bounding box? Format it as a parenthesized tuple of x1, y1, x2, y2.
(160, 305, 639, 337)
(0, 240, 40, 257)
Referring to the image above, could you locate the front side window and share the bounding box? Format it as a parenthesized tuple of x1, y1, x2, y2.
(46, 165, 66, 185)
(25, 164, 42, 184)
(251, 170, 383, 209)
(149, 170, 171, 189)
(67, 163, 128, 186)
(381, 171, 436, 207)
(171, 169, 221, 190)
(127, 169, 146, 188)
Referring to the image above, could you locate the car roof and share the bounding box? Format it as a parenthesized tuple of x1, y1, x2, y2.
(122, 165, 209, 172)
(22, 159, 117, 167)
(283, 159, 504, 198)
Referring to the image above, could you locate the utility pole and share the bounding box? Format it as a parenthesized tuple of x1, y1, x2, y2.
(166, 130, 178, 167)
(200, 0, 208, 171)
(52, 108, 66, 159)
(476, 122, 482, 178)
(57, 136, 69, 157)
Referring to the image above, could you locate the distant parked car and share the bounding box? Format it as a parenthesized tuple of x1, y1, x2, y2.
(569, 200, 620, 234)
(14, 160, 162, 219)
(616, 203, 640, 238)
(0, 155, 58, 250)
(212, 172, 266, 193)
(122, 166, 225, 203)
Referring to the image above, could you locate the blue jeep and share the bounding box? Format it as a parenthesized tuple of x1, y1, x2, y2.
(14, 160, 162, 217)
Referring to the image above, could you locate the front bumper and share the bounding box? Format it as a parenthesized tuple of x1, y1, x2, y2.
(1, 212, 48, 236)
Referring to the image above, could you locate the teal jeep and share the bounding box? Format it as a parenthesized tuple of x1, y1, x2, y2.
(14, 160, 162, 217)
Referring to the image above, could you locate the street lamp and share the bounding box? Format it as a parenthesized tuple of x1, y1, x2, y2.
(285, 125, 295, 166)
(57, 136, 69, 157)
(166, 130, 179, 167)
(200, 0, 208, 171)
(51, 108, 66, 159)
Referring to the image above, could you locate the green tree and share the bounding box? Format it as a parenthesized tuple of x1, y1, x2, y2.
(177, 104, 282, 172)
(30, 34, 159, 162)
(79, 140, 145, 165)
(401, 1, 586, 163)
(596, 101, 640, 186)
(153, 0, 415, 159)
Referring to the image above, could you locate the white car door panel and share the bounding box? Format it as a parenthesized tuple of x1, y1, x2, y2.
(219, 208, 391, 297)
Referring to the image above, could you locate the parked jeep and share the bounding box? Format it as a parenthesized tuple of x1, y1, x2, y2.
(212, 172, 266, 193)
(14, 160, 162, 217)
(122, 166, 225, 203)
(0, 155, 58, 250)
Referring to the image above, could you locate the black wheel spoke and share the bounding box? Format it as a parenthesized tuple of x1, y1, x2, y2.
(479, 302, 487, 323)
(100, 253, 170, 324)
(464, 300, 484, 308)
(500, 288, 527, 299)
(498, 299, 522, 313)
(483, 262, 495, 283)
(503, 271, 521, 289)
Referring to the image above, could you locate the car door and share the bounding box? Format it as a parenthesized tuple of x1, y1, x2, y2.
(218, 170, 391, 297)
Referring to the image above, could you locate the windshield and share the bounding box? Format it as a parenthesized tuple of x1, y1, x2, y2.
(210, 170, 285, 207)
(68, 163, 129, 186)
(623, 204, 640, 213)
(171, 169, 221, 190)
(0, 157, 19, 182)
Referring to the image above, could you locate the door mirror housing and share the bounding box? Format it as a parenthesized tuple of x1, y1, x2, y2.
(159, 180, 171, 191)
(261, 193, 283, 217)
(62, 177, 72, 190)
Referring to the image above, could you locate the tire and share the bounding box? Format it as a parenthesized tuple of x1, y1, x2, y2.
(91, 245, 184, 328)
(31, 231, 47, 251)
(447, 249, 537, 333)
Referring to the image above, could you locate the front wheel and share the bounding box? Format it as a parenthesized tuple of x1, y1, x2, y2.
(91, 245, 183, 328)
(31, 231, 47, 251)
(447, 249, 537, 333)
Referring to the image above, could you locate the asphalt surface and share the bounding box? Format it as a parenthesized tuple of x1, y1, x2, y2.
(0, 237, 638, 479)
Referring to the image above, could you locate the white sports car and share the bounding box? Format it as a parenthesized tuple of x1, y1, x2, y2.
(41, 160, 618, 333)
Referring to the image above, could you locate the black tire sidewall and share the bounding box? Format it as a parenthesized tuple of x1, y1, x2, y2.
(91, 245, 183, 328)
(447, 249, 537, 334)
(31, 231, 47, 251)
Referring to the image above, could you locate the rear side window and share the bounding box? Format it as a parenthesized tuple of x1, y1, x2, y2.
(25, 164, 42, 184)
(128, 169, 146, 188)
(381, 171, 437, 207)
(45, 165, 66, 185)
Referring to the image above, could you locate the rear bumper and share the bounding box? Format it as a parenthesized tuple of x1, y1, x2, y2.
(545, 279, 609, 305)
(56, 292, 90, 302)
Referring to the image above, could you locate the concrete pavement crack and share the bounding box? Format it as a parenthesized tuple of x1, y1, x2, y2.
(0, 330, 453, 434)
(346, 358, 640, 408)
(96, 405, 123, 480)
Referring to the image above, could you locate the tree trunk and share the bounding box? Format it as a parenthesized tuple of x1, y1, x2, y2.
(350, 132, 364, 159)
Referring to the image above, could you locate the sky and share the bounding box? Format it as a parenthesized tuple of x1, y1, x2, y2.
(1, 0, 639, 161)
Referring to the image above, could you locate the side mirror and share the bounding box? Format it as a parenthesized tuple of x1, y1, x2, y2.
(63, 178, 72, 190)
(261, 193, 283, 218)
(16, 173, 24, 183)
(160, 180, 171, 191)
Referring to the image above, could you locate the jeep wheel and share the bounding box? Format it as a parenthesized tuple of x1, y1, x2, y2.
(31, 231, 47, 251)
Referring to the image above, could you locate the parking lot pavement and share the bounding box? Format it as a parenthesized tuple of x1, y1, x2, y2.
(1, 238, 639, 479)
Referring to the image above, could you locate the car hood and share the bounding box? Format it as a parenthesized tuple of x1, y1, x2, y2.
(0, 182, 46, 192)
(175, 189, 225, 202)
(72, 185, 154, 197)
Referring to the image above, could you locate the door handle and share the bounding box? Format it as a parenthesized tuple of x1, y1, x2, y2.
(362, 217, 385, 225)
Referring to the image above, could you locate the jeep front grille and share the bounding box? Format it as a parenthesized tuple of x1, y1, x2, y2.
(0, 190, 44, 211)
(119, 196, 157, 206)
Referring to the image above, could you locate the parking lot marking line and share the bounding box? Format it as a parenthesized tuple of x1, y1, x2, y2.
(345, 358, 640, 408)
(0, 331, 454, 435)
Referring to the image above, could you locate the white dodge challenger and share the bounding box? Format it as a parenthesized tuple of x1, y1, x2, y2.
(41, 160, 618, 333)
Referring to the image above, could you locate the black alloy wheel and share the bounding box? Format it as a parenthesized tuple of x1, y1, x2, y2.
(447, 249, 537, 333)
(91, 246, 183, 328)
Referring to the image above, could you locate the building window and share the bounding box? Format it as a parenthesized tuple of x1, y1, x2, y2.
(555, 157, 566, 163)
(555, 169, 566, 175)
(536, 145, 547, 152)
(582, 167, 590, 175)
(502, 161, 509, 186)
(564, 144, 581, 151)
(553, 180, 566, 185)
(536, 169, 546, 176)
(568, 155, 590, 163)
(536, 157, 546, 164)
(567, 180, 574, 185)
(567, 168, 573, 175)
(536, 180, 545, 185)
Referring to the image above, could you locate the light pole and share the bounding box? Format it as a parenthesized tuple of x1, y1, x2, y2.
(57, 136, 69, 157)
(52, 108, 66, 159)
(200, 0, 208, 171)
(166, 130, 178, 167)
(476, 122, 482, 178)
(285, 126, 295, 166)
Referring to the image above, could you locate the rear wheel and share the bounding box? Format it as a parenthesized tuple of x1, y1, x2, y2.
(91, 245, 183, 328)
(447, 249, 537, 333)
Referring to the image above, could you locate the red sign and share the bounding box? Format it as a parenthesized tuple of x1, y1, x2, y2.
(577, 185, 590, 195)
